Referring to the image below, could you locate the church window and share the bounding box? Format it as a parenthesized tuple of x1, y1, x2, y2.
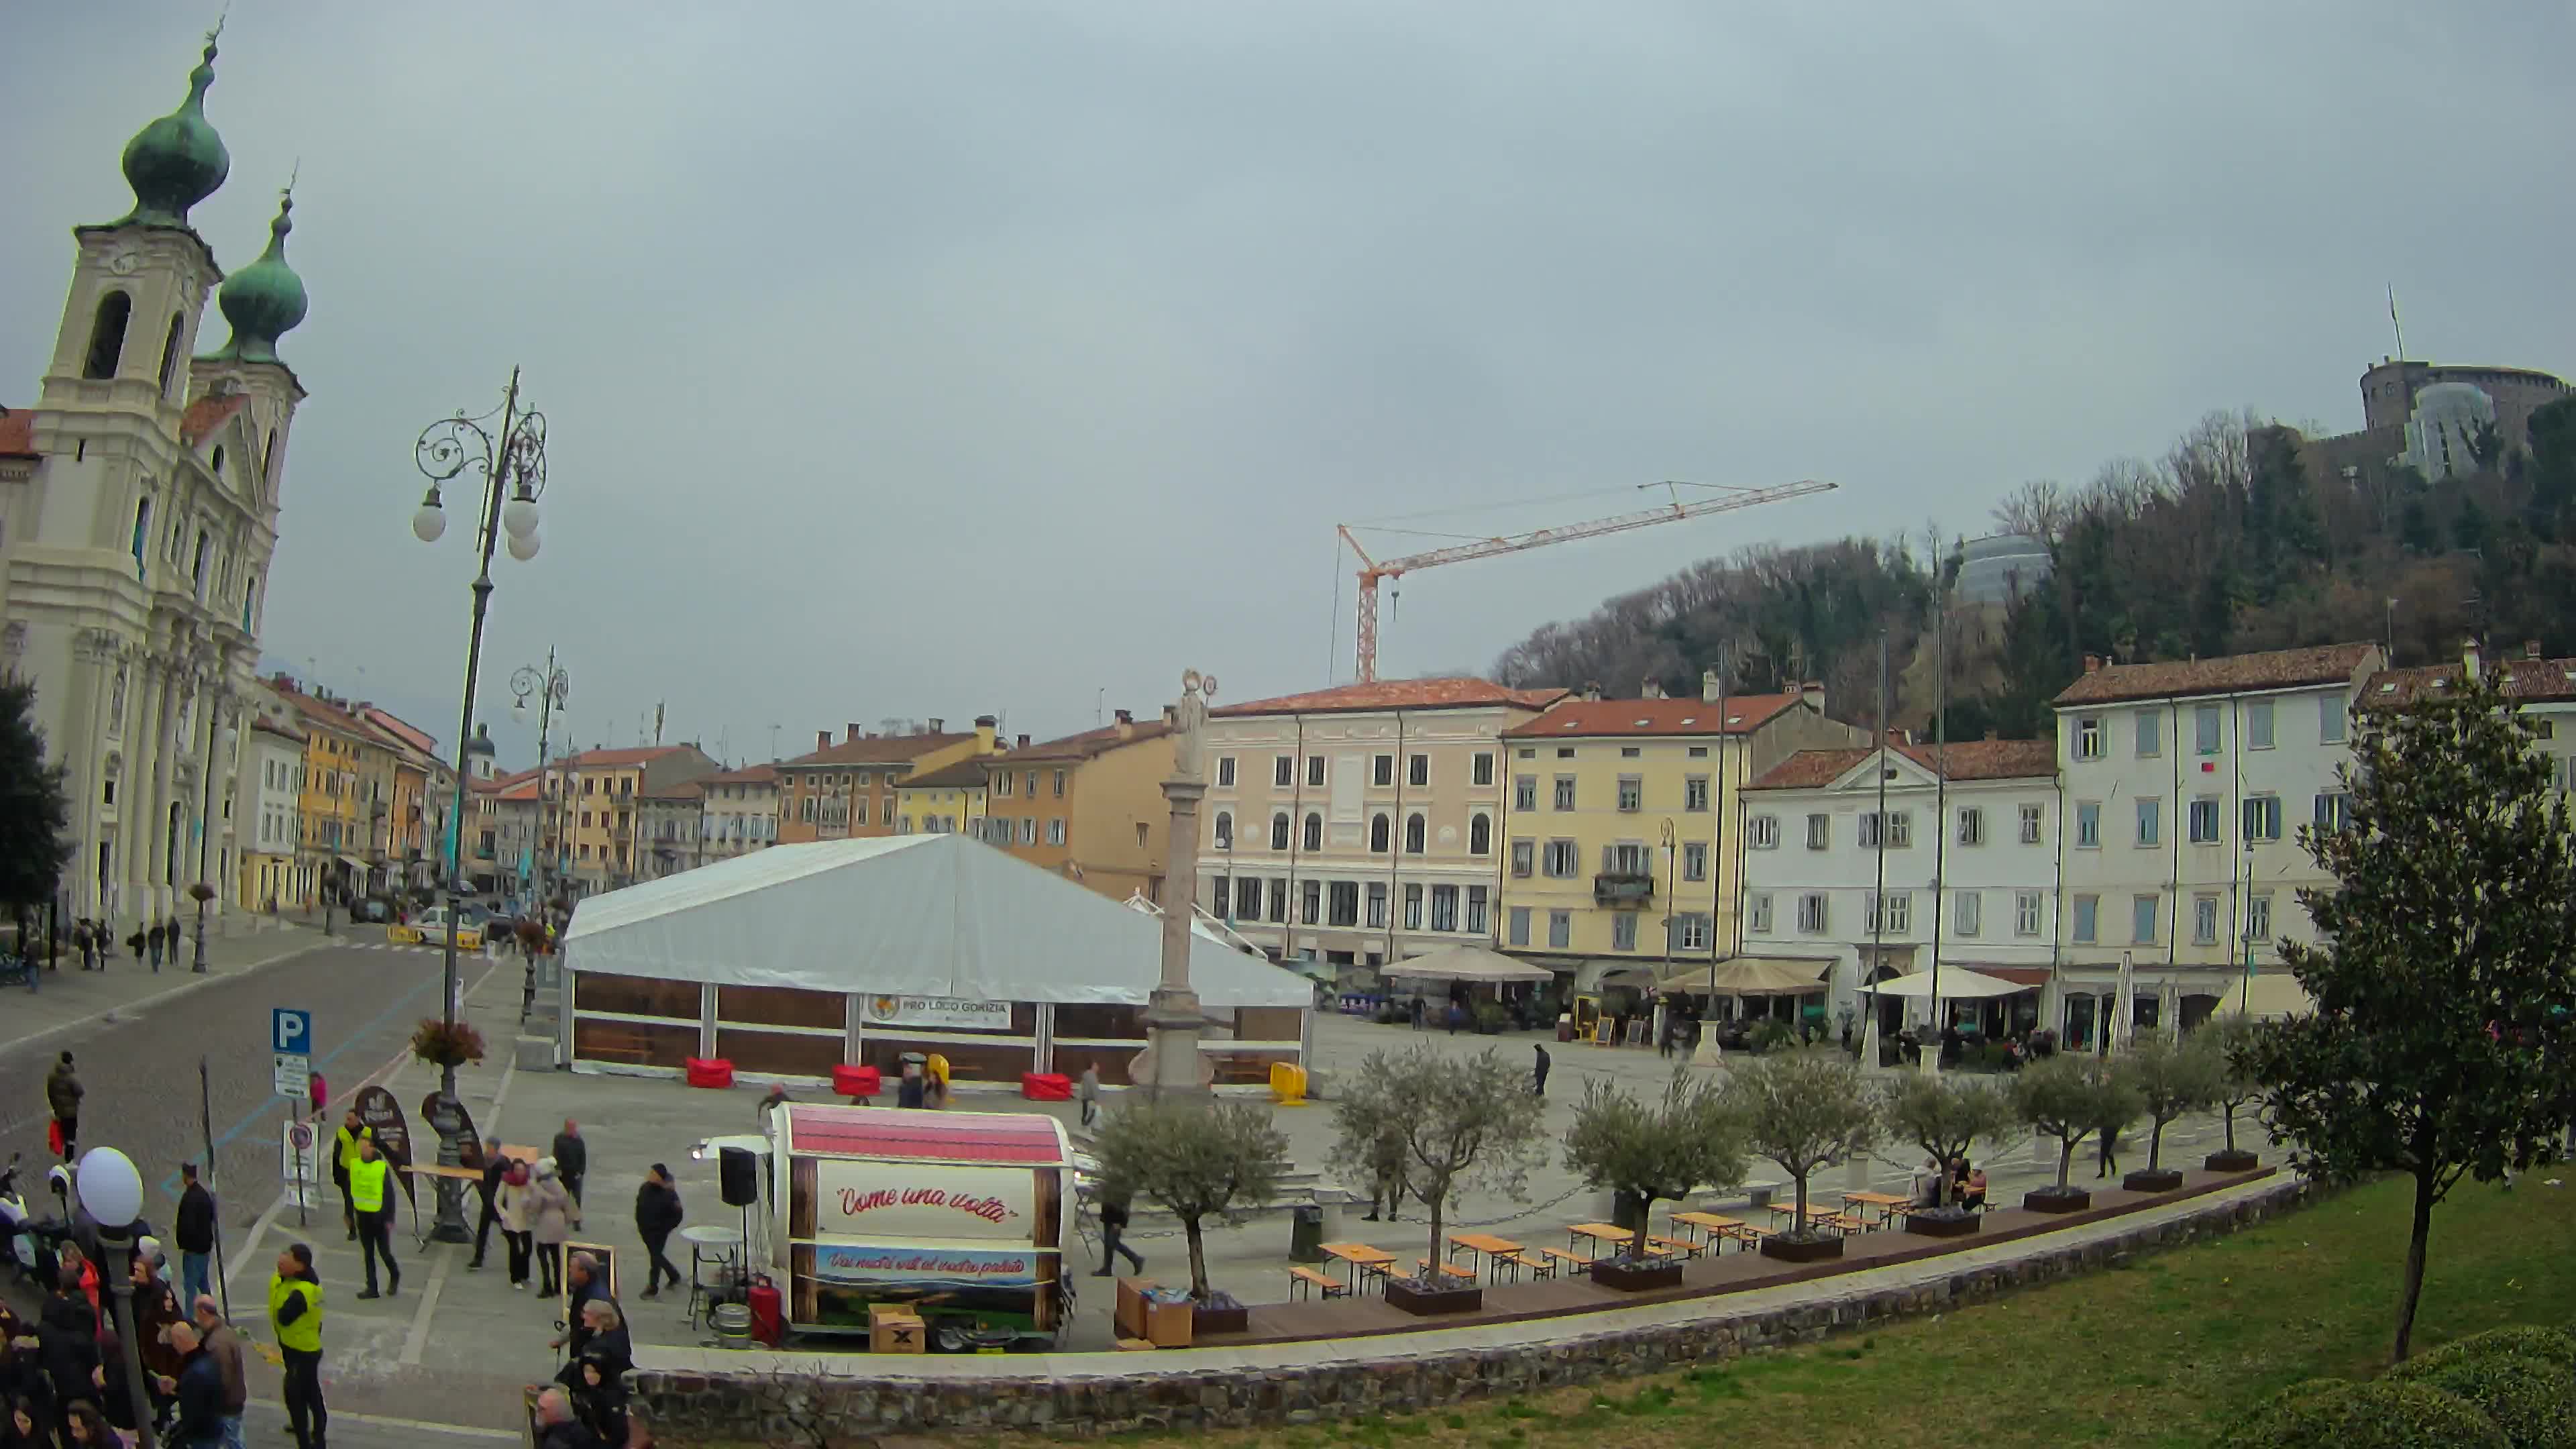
(211, 445, 225, 478)
(85, 292, 131, 379)
(192, 530, 210, 599)
(264, 429, 278, 490)
(130, 498, 151, 576)
(156, 312, 185, 394)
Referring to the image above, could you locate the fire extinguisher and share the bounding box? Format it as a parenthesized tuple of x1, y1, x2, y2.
(747, 1274, 784, 1346)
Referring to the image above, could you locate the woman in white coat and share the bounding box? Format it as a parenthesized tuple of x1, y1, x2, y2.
(495, 1158, 536, 1289)
(527, 1158, 580, 1297)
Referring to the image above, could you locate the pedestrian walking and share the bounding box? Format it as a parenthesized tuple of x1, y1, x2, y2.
(1360, 1122, 1408, 1222)
(146, 919, 164, 970)
(44, 1053, 80, 1161)
(571, 1352, 630, 1447)
(268, 1243, 325, 1449)
(306, 1071, 328, 1124)
(73, 919, 93, 971)
(1090, 1188, 1144, 1277)
(1531, 1043, 1550, 1097)
(550, 1120, 587, 1207)
(164, 915, 180, 967)
(2096, 1124, 2123, 1179)
(1077, 1064, 1100, 1128)
(166, 1320, 224, 1449)
(330, 1110, 370, 1242)
(192, 1294, 246, 1449)
(633, 1164, 682, 1299)
(175, 1163, 217, 1312)
(36, 1269, 97, 1444)
(125, 927, 144, 967)
(347, 1138, 398, 1300)
(496, 1157, 535, 1289)
(528, 1160, 578, 1297)
(531, 1385, 598, 1449)
(470, 1138, 506, 1271)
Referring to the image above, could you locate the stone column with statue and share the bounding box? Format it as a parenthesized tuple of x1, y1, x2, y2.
(1137, 669, 1218, 1096)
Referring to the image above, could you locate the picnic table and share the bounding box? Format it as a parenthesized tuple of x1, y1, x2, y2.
(1840, 1189, 1913, 1226)
(1446, 1232, 1522, 1272)
(1319, 1241, 1397, 1295)
(1670, 1210, 1745, 1248)
(1566, 1222, 1636, 1259)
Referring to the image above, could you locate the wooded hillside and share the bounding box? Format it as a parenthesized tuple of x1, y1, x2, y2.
(1491, 396, 2576, 739)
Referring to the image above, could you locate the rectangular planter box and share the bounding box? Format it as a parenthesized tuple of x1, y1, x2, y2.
(1902, 1210, 1981, 1239)
(1384, 1279, 1483, 1316)
(1758, 1233, 1844, 1265)
(1589, 1258, 1684, 1292)
(2204, 1149, 2260, 1173)
(2023, 1186, 2092, 1214)
(2123, 1169, 2185, 1193)
(1191, 1297, 1250, 1336)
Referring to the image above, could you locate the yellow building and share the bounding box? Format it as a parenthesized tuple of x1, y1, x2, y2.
(775, 716, 1000, 845)
(983, 710, 1176, 903)
(549, 743, 720, 896)
(273, 682, 370, 905)
(1496, 680, 1862, 997)
(894, 757, 990, 835)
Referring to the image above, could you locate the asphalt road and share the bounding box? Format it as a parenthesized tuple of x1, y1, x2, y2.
(0, 939, 502, 1241)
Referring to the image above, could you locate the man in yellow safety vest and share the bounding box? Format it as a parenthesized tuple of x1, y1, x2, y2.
(268, 1242, 326, 1449)
(348, 1137, 400, 1299)
(331, 1111, 371, 1242)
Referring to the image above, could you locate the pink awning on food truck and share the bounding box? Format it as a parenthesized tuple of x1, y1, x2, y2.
(783, 1103, 1072, 1167)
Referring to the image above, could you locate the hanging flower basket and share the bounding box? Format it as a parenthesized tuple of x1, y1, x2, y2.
(410, 1018, 487, 1068)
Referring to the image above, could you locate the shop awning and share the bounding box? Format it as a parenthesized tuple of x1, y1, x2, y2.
(1382, 944, 1555, 984)
(1655, 956, 1831, 997)
(1862, 966, 2031, 999)
(336, 855, 366, 871)
(2217, 973, 2314, 1020)
(1958, 965, 2051, 987)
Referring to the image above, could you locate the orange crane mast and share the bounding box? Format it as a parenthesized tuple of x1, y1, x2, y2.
(1338, 478, 1838, 683)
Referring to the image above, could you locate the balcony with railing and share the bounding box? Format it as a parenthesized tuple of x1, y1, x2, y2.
(1593, 872, 1655, 906)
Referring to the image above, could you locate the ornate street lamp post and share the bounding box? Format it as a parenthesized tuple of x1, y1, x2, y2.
(411, 368, 547, 1242)
(73, 1148, 159, 1434)
(511, 653, 569, 912)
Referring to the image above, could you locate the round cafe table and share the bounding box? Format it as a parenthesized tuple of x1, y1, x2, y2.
(678, 1223, 745, 1328)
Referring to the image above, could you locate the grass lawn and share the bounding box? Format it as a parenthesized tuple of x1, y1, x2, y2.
(963, 1173, 2573, 1449)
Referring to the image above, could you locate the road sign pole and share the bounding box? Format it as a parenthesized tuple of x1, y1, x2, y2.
(199, 1056, 231, 1319)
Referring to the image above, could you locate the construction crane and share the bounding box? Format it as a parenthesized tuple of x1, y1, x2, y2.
(1338, 478, 1837, 683)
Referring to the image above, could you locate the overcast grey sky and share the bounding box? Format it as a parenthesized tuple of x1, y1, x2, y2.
(8, 2, 2569, 767)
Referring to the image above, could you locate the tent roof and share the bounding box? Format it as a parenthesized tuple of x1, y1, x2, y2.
(1862, 965, 2031, 999)
(1382, 944, 1555, 983)
(1656, 957, 1832, 996)
(561, 834, 1311, 1008)
(2218, 973, 2314, 1020)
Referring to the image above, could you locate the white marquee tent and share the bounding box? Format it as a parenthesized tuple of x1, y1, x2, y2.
(1860, 965, 2030, 1000)
(562, 833, 1309, 1007)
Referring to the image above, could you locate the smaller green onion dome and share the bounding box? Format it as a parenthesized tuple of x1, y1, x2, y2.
(117, 33, 230, 228)
(206, 191, 307, 364)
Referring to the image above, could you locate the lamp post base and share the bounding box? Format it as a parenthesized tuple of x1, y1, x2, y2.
(427, 1089, 475, 1242)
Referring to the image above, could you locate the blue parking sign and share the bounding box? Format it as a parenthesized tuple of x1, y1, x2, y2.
(272, 1008, 311, 1055)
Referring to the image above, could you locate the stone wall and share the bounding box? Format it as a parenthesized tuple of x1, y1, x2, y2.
(636, 1179, 2312, 1441)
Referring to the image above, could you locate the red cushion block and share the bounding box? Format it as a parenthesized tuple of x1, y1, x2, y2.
(832, 1063, 882, 1098)
(685, 1057, 734, 1089)
(1022, 1072, 1073, 1101)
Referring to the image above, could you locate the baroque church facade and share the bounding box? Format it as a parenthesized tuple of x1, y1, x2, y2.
(0, 29, 310, 926)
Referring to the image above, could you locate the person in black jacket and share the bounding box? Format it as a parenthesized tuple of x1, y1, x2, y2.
(633, 1164, 683, 1299)
(174, 1164, 217, 1314)
(164, 1321, 223, 1449)
(531, 1387, 600, 1449)
(571, 1354, 629, 1446)
(549, 1122, 586, 1206)
(34, 1280, 94, 1444)
(470, 1138, 507, 1272)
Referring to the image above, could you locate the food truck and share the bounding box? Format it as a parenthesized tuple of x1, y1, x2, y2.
(734, 1102, 1074, 1350)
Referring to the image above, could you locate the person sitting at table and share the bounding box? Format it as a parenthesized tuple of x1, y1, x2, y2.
(1911, 1157, 1945, 1209)
(1962, 1167, 1988, 1210)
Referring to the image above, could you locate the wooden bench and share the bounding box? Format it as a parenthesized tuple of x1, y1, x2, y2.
(1499, 1250, 1557, 1281)
(1287, 1266, 1348, 1301)
(1413, 1258, 1477, 1284)
(1537, 1246, 1588, 1273)
(1818, 1212, 1868, 1236)
(1646, 1234, 1704, 1260)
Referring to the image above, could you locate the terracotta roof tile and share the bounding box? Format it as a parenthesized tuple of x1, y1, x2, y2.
(777, 732, 973, 768)
(1214, 677, 1568, 717)
(0, 408, 35, 459)
(179, 393, 248, 445)
(1501, 694, 1800, 739)
(902, 759, 996, 789)
(645, 780, 706, 800)
(561, 745, 694, 768)
(996, 720, 1172, 762)
(274, 686, 370, 740)
(702, 763, 778, 785)
(496, 775, 542, 802)
(2365, 656, 2576, 708)
(1750, 739, 2057, 791)
(248, 716, 305, 743)
(2052, 643, 2380, 706)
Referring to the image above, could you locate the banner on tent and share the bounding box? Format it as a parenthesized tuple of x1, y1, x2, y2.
(861, 995, 1012, 1032)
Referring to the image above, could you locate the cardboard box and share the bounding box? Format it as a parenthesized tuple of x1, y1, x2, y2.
(869, 1304, 926, 1354)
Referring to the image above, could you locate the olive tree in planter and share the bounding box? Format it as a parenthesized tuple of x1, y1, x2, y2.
(1727, 1053, 1879, 1263)
(1330, 1046, 1546, 1316)
(2120, 1036, 2223, 1191)
(1089, 1096, 1289, 1323)
(1878, 1073, 2017, 1238)
(2011, 1055, 2138, 1212)
(2198, 1017, 2265, 1172)
(1560, 1070, 1747, 1290)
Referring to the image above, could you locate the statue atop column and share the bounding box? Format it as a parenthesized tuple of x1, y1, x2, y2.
(1171, 668, 1216, 782)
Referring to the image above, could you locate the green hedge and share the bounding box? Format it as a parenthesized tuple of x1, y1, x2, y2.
(2215, 1379, 2509, 1449)
(2406, 1326, 2576, 1378)
(2388, 1354, 2575, 1449)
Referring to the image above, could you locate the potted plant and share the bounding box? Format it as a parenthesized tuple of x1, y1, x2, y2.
(1878, 1072, 2018, 1238)
(1729, 1054, 1879, 1263)
(2010, 1055, 2138, 1212)
(2198, 1017, 2265, 1173)
(409, 1018, 487, 1069)
(1330, 1046, 1546, 1316)
(1088, 1097, 1287, 1332)
(1561, 1071, 1746, 1291)
(2120, 1037, 2222, 1192)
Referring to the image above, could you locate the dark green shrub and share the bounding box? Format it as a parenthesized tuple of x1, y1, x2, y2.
(1749, 1019, 1795, 1054)
(2215, 1379, 2507, 1449)
(2408, 1326, 2576, 1377)
(2387, 1355, 2575, 1449)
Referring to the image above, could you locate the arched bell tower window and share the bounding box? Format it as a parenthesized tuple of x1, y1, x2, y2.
(156, 312, 185, 394)
(85, 292, 133, 380)
(210, 445, 225, 479)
